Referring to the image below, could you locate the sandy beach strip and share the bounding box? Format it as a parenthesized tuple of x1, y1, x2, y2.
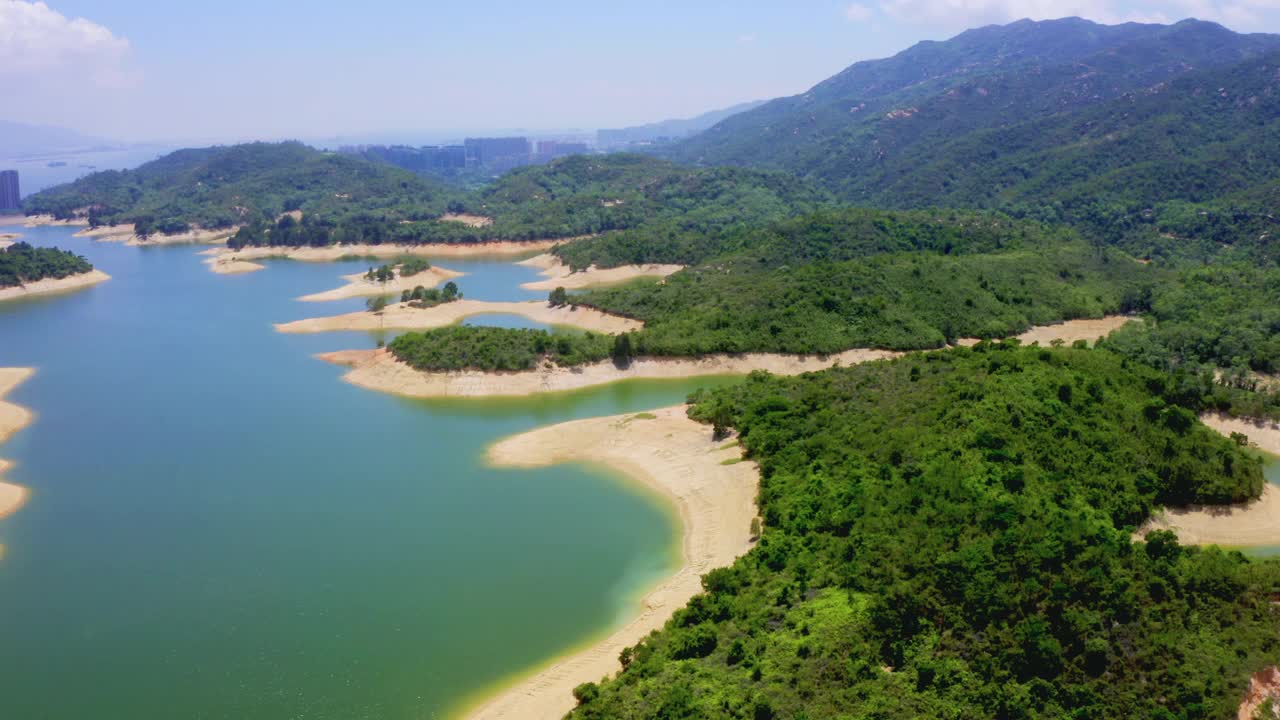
(955, 315, 1134, 347)
(202, 240, 566, 275)
(76, 224, 239, 247)
(280, 299, 642, 334)
(1136, 415, 1280, 546)
(462, 404, 758, 720)
(297, 266, 465, 303)
(0, 270, 111, 303)
(20, 214, 89, 228)
(0, 368, 36, 520)
(318, 347, 901, 399)
(518, 253, 683, 291)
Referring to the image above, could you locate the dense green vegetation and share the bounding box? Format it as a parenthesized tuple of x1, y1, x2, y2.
(660, 18, 1280, 271)
(565, 208, 1145, 354)
(24, 142, 455, 234)
(387, 326, 613, 371)
(571, 345, 1280, 719)
(0, 242, 93, 288)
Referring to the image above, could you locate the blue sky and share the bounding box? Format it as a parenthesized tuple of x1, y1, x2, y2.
(5, 1, 1280, 143)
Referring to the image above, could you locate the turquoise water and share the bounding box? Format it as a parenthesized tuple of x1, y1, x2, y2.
(1236, 455, 1280, 559)
(0, 225, 736, 719)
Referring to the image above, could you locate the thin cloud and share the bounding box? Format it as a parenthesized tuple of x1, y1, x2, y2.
(737, 32, 758, 44)
(0, 1, 135, 87)
(845, 3, 874, 21)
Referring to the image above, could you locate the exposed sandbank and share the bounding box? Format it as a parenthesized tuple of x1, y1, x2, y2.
(1201, 414, 1280, 457)
(20, 214, 88, 228)
(1137, 415, 1280, 546)
(955, 315, 1134, 347)
(202, 240, 564, 275)
(278, 299, 642, 334)
(463, 405, 759, 720)
(297, 265, 464, 303)
(0, 368, 36, 521)
(518, 253, 683, 291)
(318, 347, 900, 399)
(0, 269, 111, 303)
(439, 213, 493, 227)
(0, 232, 21, 246)
(76, 224, 238, 247)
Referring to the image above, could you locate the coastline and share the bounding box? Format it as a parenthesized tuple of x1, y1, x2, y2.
(462, 405, 759, 720)
(19, 214, 89, 228)
(1137, 415, 1280, 546)
(518, 253, 683, 291)
(316, 316, 1135, 399)
(318, 347, 900, 398)
(0, 368, 36, 521)
(76, 224, 238, 247)
(0, 269, 111, 303)
(202, 240, 565, 275)
(278, 299, 642, 334)
(297, 265, 465, 302)
(956, 315, 1134, 346)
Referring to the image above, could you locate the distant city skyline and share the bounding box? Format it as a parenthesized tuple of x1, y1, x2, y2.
(4, 1, 1280, 144)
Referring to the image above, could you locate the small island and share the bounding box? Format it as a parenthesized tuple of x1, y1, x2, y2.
(0, 242, 109, 302)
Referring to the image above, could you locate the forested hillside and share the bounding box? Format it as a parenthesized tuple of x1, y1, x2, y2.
(570, 345, 1280, 719)
(667, 18, 1280, 253)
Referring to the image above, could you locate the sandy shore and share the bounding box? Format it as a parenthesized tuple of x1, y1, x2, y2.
(1201, 414, 1280, 456)
(463, 405, 758, 720)
(19, 214, 88, 228)
(1137, 414, 1280, 546)
(202, 240, 564, 275)
(0, 368, 35, 521)
(297, 266, 464, 302)
(518, 254, 683, 291)
(76, 224, 238, 247)
(319, 347, 900, 399)
(278, 299, 643, 334)
(439, 213, 493, 227)
(0, 269, 111, 303)
(956, 315, 1134, 347)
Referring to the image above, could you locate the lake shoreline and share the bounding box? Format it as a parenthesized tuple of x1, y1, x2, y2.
(0, 269, 111, 303)
(297, 265, 465, 302)
(278, 299, 642, 334)
(315, 316, 1135, 399)
(517, 253, 683, 291)
(460, 404, 759, 720)
(317, 347, 901, 398)
(201, 240, 566, 275)
(0, 368, 36, 522)
(1137, 416, 1280, 546)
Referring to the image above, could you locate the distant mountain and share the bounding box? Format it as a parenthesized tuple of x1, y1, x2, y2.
(667, 18, 1280, 236)
(597, 100, 766, 147)
(0, 121, 115, 158)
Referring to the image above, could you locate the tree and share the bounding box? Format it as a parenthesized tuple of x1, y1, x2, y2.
(549, 286, 569, 307)
(612, 332, 635, 367)
(442, 281, 459, 301)
(366, 296, 388, 313)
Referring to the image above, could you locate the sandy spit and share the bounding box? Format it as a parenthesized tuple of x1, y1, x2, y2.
(1136, 415, 1280, 546)
(462, 405, 759, 720)
(297, 266, 464, 303)
(0, 368, 36, 521)
(318, 347, 900, 399)
(0, 270, 111, 303)
(518, 254, 683, 291)
(278, 299, 643, 334)
(202, 240, 564, 276)
(76, 224, 238, 247)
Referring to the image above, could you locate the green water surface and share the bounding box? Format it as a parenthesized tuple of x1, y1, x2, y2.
(0, 224, 737, 719)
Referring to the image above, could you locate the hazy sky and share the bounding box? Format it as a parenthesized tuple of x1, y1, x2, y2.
(5, 0, 1280, 143)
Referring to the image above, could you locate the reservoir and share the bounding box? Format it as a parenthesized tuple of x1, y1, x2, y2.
(0, 223, 732, 719)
